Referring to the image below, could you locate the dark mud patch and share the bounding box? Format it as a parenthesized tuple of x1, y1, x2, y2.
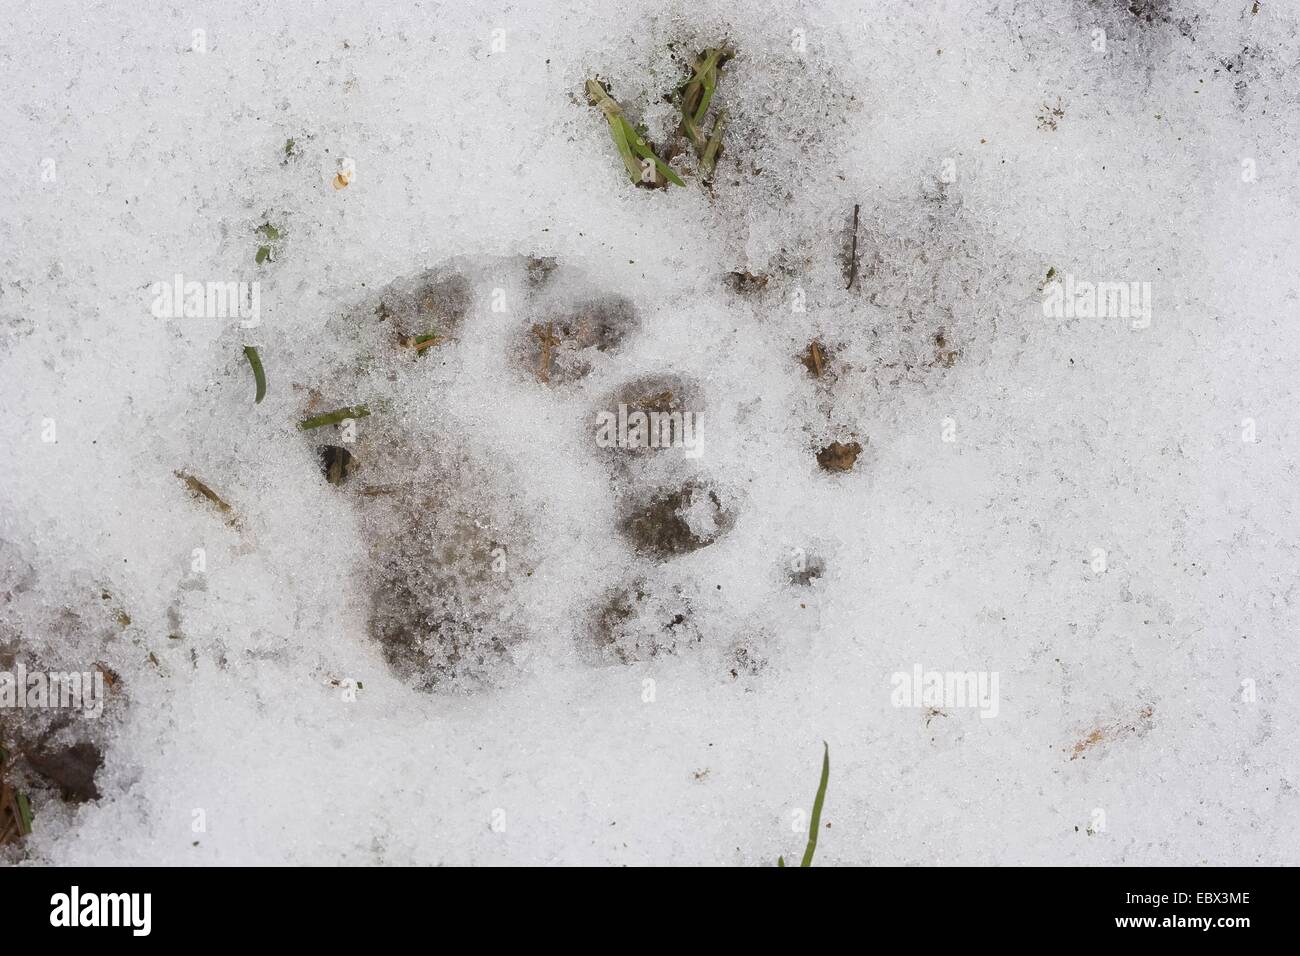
(521, 295, 640, 385)
(618, 479, 735, 559)
(590, 578, 700, 663)
(373, 271, 474, 344)
(352, 446, 535, 692)
(594, 373, 705, 479)
(815, 441, 862, 473)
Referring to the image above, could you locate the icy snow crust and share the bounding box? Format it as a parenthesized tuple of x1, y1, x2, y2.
(1, 0, 1298, 864)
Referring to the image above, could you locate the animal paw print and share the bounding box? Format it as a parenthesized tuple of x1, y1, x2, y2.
(297, 254, 751, 683)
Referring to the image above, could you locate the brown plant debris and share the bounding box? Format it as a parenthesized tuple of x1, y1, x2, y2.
(94, 662, 120, 690)
(802, 340, 828, 378)
(526, 256, 558, 287)
(1037, 100, 1065, 132)
(526, 296, 638, 385)
(816, 441, 862, 473)
(399, 332, 441, 352)
(0, 749, 32, 847)
(725, 271, 769, 295)
(932, 330, 959, 368)
(176, 471, 240, 528)
(1069, 705, 1155, 760)
(320, 445, 358, 486)
(532, 322, 561, 383)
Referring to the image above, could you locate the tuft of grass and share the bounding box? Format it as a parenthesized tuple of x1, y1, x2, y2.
(777, 741, 829, 867)
(585, 44, 731, 189)
(586, 79, 684, 188)
(243, 346, 266, 404)
(679, 46, 732, 179)
(299, 404, 371, 430)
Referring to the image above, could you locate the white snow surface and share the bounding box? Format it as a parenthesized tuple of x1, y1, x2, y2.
(1, 0, 1298, 865)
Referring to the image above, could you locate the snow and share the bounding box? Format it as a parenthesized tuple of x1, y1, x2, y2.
(1, 0, 1298, 864)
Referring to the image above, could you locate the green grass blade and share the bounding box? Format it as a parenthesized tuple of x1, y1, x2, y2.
(588, 79, 641, 183)
(607, 113, 641, 183)
(16, 791, 33, 835)
(681, 50, 716, 119)
(683, 48, 726, 125)
(622, 118, 685, 187)
(701, 112, 727, 179)
(799, 742, 830, 867)
(693, 62, 718, 126)
(681, 112, 707, 154)
(299, 404, 371, 430)
(243, 346, 266, 404)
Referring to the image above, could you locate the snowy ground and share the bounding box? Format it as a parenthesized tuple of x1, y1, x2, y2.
(2, 0, 1298, 865)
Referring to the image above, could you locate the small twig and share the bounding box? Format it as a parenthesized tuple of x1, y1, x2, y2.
(176, 471, 238, 528)
(846, 203, 861, 290)
(399, 333, 441, 352)
(805, 340, 825, 378)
